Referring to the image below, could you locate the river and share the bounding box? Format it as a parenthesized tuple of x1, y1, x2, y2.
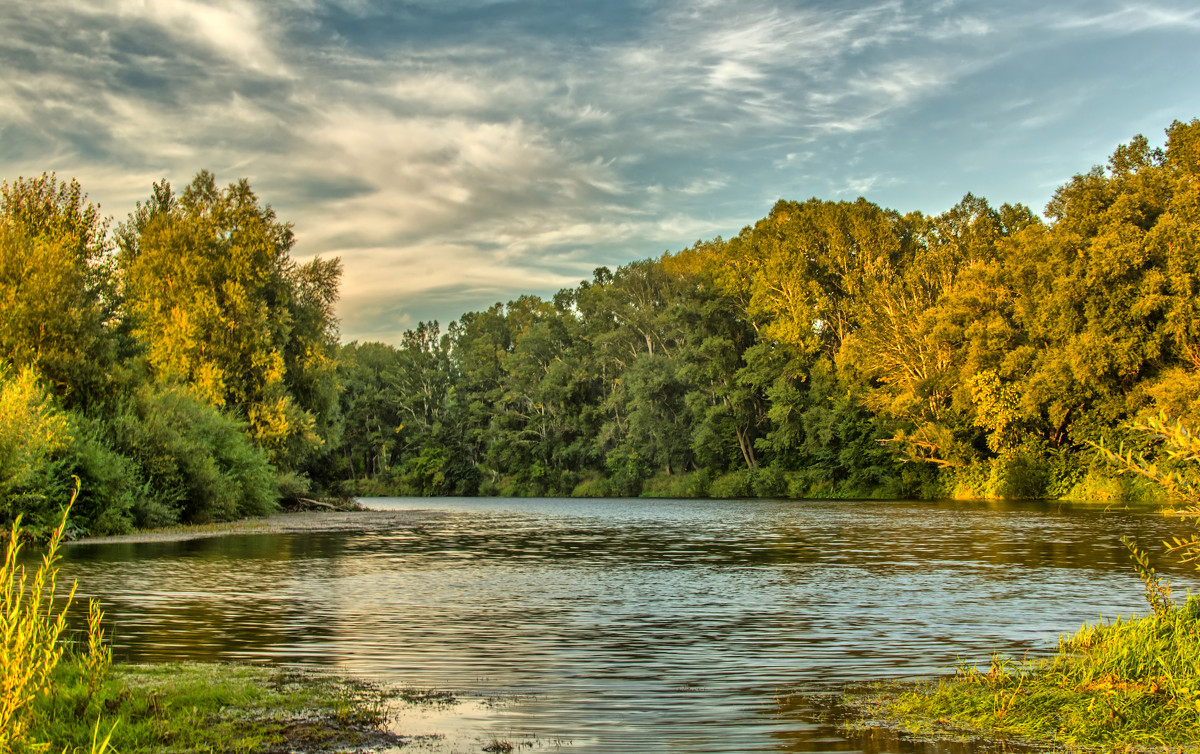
(60, 497, 1196, 753)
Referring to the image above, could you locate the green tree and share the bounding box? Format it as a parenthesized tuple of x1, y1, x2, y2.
(118, 172, 340, 473)
(0, 175, 117, 406)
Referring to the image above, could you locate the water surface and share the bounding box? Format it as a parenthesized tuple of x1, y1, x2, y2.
(61, 497, 1194, 753)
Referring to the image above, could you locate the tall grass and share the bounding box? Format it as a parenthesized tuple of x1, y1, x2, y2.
(886, 594, 1200, 748)
(1, 480, 112, 753)
(880, 413, 1200, 749)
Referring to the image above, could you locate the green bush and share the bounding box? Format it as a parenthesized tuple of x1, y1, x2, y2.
(709, 469, 752, 498)
(748, 466, 787, 497)
(944, 449, 1053, 500)
(991, 449, 1051, 500)
(1063, 468, 1150, 503)
(639, 470, 710, 498)
(604, 446, 649, 497)
(61, 416, 140, 535)
(571, 473, 612, 498)
(106, 383, 277, 526)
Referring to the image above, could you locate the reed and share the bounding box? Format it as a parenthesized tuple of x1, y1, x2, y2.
(0, 482, 78, 750)
(1, 480, 115, 753)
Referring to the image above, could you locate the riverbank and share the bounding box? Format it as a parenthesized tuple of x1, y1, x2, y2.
(30, 661, 446, 753)
(66, 506, 447, 546)
(833, 599, 1200, 752)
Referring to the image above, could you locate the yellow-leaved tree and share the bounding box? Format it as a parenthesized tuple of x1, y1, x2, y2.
(117, 172, 341, 477)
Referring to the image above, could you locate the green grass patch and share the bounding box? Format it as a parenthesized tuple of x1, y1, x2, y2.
(855, 597, 1200, 750)
(25, 661, 406, 754)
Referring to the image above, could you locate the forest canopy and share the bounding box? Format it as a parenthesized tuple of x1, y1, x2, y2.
(3, 120, 1200, 533)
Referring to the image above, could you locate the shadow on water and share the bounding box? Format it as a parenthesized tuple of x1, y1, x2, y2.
(58, 497, 1196, 753)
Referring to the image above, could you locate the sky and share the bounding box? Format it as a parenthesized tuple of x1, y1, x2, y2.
(2, 1, 1199, 344)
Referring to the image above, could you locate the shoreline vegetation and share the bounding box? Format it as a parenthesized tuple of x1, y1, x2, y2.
(40, 662, 412, 754)
(836, 598, 1200, 752)
(4, 119, 1200, 538)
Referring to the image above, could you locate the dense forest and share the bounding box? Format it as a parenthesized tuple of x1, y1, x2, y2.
(3, 120, 1200, 534)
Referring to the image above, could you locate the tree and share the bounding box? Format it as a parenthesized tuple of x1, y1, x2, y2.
(0, 366, 71, 526)
(0, 174, 117, 406)
(118, 172, 341, 472)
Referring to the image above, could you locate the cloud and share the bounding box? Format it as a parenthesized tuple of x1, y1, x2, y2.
(0, 0, 977, 343)
(115, 0, 288, 76)
(926, 15, 992, 40)
(1053, 4, 1200, 34)
(679, 177, 728, 196)
(4, 0, 1196, 343)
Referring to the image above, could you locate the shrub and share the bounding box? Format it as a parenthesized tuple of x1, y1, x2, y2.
(709, 470, 752, 498)
(0, 366, 73, 529)
(991, 449, 1051, 500)
(107, 383, 277, 526)
(61, 414, 141, 535)
(571, 473, 613, 498)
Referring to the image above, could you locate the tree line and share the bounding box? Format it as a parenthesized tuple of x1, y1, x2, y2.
(3, 120, 1199, 533)
(330, 119, 1200, 502)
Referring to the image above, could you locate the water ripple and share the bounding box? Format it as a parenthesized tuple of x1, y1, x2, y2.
(59, 497, 1192, 753)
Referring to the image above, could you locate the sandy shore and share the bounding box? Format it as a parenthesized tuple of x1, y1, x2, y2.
(67, 507, 447, 546)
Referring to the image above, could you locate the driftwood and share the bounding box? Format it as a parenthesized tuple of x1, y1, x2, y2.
(283, 497, 364, 512)
(296, 497, 335, 510)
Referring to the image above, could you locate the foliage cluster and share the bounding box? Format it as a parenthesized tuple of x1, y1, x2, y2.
(328, 119, 1200, 502)
(0, 171, 341, 534)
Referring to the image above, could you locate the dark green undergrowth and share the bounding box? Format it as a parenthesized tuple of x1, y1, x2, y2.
(865, 597, 1200, 750)
(27, 661, 405, 754)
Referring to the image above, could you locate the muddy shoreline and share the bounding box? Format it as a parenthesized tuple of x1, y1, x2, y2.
(67, 505, 446, 546)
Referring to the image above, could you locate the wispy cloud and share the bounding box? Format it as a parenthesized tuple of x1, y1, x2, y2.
(2, 0, 1198, 341)
(116, 0, 288, 75)
(1054, 4, 1200, 34)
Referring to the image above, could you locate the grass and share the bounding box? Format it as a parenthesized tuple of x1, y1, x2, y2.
(852, 595, 1200, 750)
(28, 661, 406, 754)
(843, 415, 1200, 750)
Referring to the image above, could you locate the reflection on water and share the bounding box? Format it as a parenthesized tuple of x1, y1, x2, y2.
(60, 498, 1194, 753)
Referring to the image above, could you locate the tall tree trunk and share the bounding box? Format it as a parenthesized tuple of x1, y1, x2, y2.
(735, 425, 757, 469)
